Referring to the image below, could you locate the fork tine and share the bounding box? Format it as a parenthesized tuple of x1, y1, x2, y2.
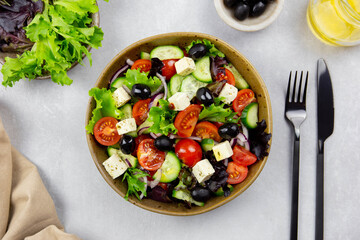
(292, 71, 298, 102)
(286, 71, 292, 102)
(297, 71, 303, 103)
(302, 71, 309, 103)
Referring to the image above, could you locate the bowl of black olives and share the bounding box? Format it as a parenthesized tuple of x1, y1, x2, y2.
(214, 0, 284, 31)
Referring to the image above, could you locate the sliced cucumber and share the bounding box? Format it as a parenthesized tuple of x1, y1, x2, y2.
(110, 77, 126, 92)
(172, 189, 204, 207)
(224, 64, 249, 89)
(192, 56, 212, 83)
(126, 131, 138, 138)
(107, 146, 119, 157)
(180, 75, 208, 99)
(157, 152, 181, 183)
(119, 104, 132, 120)
(106, 148, 138, 168)
(140, 51, 150, 60)
(201, 138, 215, 152)
(214, 184, 234, 196)
(241, 102, 259, 129)
(169, 74, 184, 95)
(137, 118, 152, 134)
(150, 45, 184, 60)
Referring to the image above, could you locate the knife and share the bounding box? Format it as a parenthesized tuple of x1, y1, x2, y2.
(315, 59, 334, 240)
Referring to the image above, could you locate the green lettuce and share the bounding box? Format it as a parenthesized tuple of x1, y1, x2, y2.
(85, 88, 123, 134)
(185, 39, 225, 58)
(1, 0, 105, 87)
(122, 168, 149, 201)
(199, 98, 237, 123)
(123, 69, 162, 92)
(147, 99, 178, 136)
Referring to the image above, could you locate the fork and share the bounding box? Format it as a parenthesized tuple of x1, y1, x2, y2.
(285, 71, 309, 240)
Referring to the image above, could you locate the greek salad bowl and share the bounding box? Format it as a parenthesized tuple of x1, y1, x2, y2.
(85, 32, 272, 216)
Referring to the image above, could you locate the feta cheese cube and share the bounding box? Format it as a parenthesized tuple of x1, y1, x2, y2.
(116, 118, 137, 135)
(175, 57, 196, 76)
(212, 141, 233, 161)
(168, 92, 191, 111)
(218, 83, 238, 105)
(102, 153, 128, 179)
(112, 87, 131, 108)
(192, 159, 215, 183)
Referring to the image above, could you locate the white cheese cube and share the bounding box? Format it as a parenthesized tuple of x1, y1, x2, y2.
(175, 57, 196, 76)
(102, 153, 128, 179)
(212, 141, 233, 161)
(116, 118, 137, 135)
(112, 87, 131, 108)
(193, 159, 215, 183)
(218, 83, 238, 105)
(168, 92, 191, 111)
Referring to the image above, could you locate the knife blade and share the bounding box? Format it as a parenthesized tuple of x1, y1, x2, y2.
(315, 58, 334, 240)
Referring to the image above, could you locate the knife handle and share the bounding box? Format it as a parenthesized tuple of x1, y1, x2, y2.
(290, 137, 300, 240)
(315, 140, 324, 240)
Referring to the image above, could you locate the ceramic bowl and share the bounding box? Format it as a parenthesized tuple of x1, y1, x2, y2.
(0, 11, 100, 80)
(214, 0, 284, 32)
(85, 32, 272, 216)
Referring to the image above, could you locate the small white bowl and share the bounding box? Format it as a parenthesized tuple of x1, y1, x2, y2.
(214, 0, 284, 32)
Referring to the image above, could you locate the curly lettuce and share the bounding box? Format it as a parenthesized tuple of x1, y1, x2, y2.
(123, 69, 162, 92)
(147, 99, 178, 136)
(199, 98, 237, 123)
(185, 39, 225, 58)
(122, 168, 149, 201)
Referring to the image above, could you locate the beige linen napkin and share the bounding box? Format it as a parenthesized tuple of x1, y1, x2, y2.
(0, 118, 80, 240)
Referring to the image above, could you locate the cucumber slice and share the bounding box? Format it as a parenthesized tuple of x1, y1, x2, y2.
(200, 138, 215, 152)
(150, 45, 184, 60)
(224, 64, 249, 89)
(180, 75, 208, 99)
(140, 52, 150, 60)
(106, 148, 138, 168)
(158, 152, 181, 183)
(172, 189, 204, 207)
(192, 56, 212, 83)
(241, 102, 259, 129)
(107, 146, 119, 157)
(169, 74, 184, 95)
(119, 104, 132, 120)
(110, 77, 126, 92)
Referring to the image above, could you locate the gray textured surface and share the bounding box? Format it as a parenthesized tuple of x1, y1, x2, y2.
(1, 1, 360, 239)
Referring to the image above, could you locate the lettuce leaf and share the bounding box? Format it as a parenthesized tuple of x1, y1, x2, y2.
(122, 168, 149, 201)
(199, 98, 237, 123)
(147, 99, 178, 135)
(85, 88, 123, 134)
(185, 39, 225, 58)
(123, 69, 162, 92)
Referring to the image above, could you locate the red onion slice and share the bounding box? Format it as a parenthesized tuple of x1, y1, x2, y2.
(149, 93, 164, 109)
(122, 85, 132, 95)
(109, 64, 130, 84)
(187, 136, 202, 141)
(244, 141, 250, 151)
(151, 85, 164, 97)
(230, 138, 237, 148)
(156, 73, 168, 100)
(124, 159, 132, 168)
(138, 126, 150, 135)
(241, 123, 249, 140)
(148, 170, 162, 189)
(126, 58, 134, 66)
(150, 132, 162, 139)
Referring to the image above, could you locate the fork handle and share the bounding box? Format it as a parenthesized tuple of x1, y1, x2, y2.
(315, 140, 325, 240)
(290, 137, 300, 240)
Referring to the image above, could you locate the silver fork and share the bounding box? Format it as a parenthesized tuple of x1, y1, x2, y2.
(285, 71, 309, 240)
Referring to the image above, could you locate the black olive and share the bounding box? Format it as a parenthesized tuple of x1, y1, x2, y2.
(196, 87, 214, 107)
(218, 123, 240, 140)
(154, 135, 173, 151)
(120, 135, 135, 154)
(251, 1, 267, 17)
(234, 3, 250, 21)
(131, 84, 151, 99)
(191, 187, 212, 202)
(224, 0, 237, 8)
(188, 43, 207, 60)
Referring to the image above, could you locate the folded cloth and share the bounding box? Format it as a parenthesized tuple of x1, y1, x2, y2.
(0, 118, 80, 240)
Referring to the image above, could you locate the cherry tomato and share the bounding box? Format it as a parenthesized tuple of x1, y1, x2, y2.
(232, 145, 257, 166)
(175, 139, 203, 167)
(132, 134, 151, 156)
(174, 104, 202, 138)
(232, 89, 256, 116)
(193, 121, 222, 142)
(216, 68, 235, 86)
(131, 59, 151, 73)
(94, 117, 121, 146)
(137, 139, 166, 171)
(161, 59, 178, 81)
(213, 122, 224, 128)
(132, 98, 151, 125)
(226, 162, 248, 184)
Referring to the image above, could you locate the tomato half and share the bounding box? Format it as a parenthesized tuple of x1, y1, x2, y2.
(131, 59, 151, 72)
(232, 145, 257, 166)
(216, 68, 235, 86)
(161, 59, 178, 81)
(137, 139, 166, 171)
(232, 89, 256, 116)
(193, 121, 221, 142)
(226, 162, 248, 184)
(174, 104, 202, 138)
(132, 134, 151, 156)
(94, 117, 120, 146)
(132, 98, 151, 125)
(175, 139, 202, 167)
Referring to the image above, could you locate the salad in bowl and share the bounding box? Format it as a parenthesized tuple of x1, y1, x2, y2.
(86, 33, 272, 215)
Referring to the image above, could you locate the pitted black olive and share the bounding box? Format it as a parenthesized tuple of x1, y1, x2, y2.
(120, 135, 135, 154)
(188, 43, 207, 60)
(191, 187, 212, 202)
(131, 84, 151, 99)
(218, 123, 240, 140)
(196, 87, 214, 107)
(154, 135, 173, 151)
